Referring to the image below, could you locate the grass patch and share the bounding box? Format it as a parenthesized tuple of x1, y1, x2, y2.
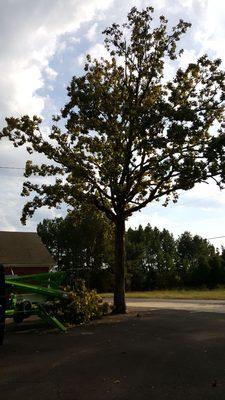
(101, 288, 225, 300)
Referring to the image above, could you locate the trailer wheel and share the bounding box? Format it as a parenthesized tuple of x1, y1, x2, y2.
(0, 264, 5, 345)
(13, 314, 24, 324)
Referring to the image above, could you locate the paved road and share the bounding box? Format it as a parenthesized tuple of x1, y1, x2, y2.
(106, 298, 225, 313)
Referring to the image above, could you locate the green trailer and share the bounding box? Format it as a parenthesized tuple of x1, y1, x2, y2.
(0, 264, 68, 345)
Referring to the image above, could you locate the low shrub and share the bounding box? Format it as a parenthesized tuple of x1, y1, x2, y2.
(58, 279, 111, 324)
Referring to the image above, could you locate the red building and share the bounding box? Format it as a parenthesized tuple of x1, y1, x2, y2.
(0, 231, 54, 275)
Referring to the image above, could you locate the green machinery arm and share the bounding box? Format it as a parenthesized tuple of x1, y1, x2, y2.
(7, 271, 67, 288)
(5, 277, 69, 300)
(0, 268, 69, 344)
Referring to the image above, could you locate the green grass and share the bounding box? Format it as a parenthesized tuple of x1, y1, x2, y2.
(101, 288, 225, 300)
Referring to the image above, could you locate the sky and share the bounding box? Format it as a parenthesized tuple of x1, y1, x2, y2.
(0, 0, 225, 249)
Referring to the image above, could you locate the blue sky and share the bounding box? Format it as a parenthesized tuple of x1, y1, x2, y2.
(0, 0, 225, 249)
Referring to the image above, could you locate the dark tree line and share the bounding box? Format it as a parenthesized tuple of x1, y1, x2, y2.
(38, 215, 225, 292)
(126, 226, 225, 290)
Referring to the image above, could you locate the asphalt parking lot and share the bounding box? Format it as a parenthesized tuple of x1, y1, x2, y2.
(1, 308, 225, 400)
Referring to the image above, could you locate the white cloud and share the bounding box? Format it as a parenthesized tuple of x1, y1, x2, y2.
(194, 0, 225, 64)
(127, 210, 174, 232)
(176, 0, 193, 9)
(183, 182, 225, 209)
(89, 43, 110, 60)
(178, 49, 198, 69)
(86, 22, 98, 42)
(45, 66, 58, 80)
(0, 0, 114, 124)
(78, 42, 111, 66)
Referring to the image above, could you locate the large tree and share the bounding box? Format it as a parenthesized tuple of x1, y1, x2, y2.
(177, 231, 221, 287)
(126, 225, 178, 290)
(1, 7, 225, 312)
(37, 205, 113, 279)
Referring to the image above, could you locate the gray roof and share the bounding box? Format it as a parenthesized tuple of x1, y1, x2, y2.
(0, 231, 54, 267)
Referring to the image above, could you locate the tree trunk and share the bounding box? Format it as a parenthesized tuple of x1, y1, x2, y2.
(113, 216, 126, 313)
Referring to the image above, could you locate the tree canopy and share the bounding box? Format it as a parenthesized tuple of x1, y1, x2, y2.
(37, 205, 113, 276)
(1, 6, 225, 312)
